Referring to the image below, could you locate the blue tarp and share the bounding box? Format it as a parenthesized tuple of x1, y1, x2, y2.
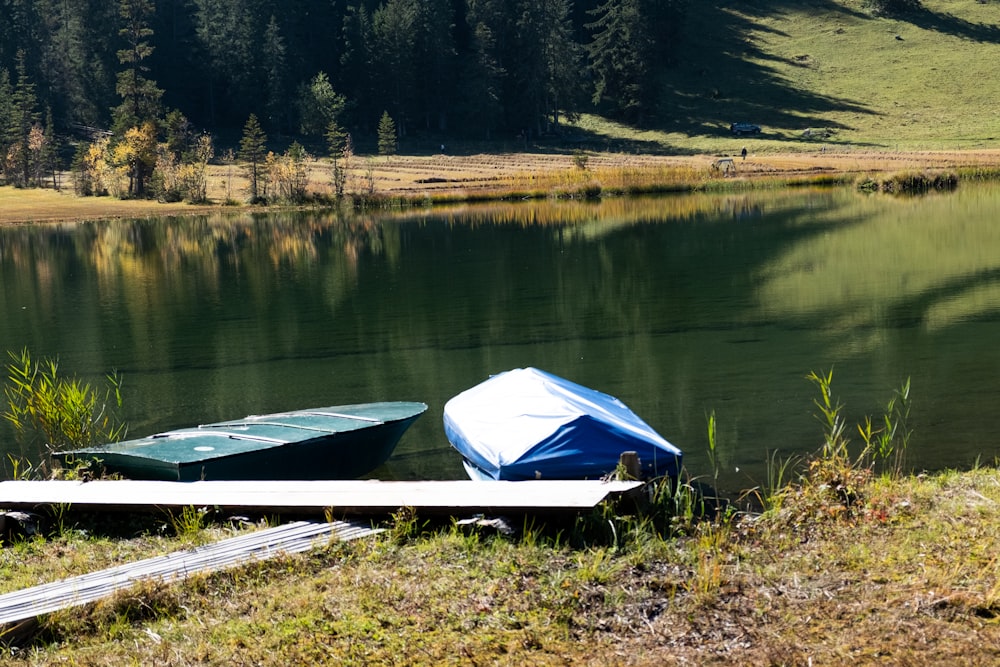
(443, 367, 682, 481)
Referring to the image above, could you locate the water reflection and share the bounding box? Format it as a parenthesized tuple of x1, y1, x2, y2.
(757, 189, 1000, 336)
(2, 185, 1000, 491)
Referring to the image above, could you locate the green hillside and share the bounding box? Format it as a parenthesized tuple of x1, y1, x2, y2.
(575, 0, 1000, 154)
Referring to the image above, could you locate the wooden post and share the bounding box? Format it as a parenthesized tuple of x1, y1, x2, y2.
(618, 451, 641, 480)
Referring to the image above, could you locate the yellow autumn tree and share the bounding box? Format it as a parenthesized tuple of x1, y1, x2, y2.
(112, 121, 158, 197)
(80, 136, 121, 197)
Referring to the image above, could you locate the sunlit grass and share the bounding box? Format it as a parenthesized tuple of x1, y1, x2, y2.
(8, 442, 1000, 664)
(5, 146, 1000, 223)
(9, 461, 1000, 664)
(0, 368, 963, 663)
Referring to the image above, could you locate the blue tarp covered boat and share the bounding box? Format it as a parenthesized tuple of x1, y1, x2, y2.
(56, 402, 427, 481)
(443, 368, 682, 481)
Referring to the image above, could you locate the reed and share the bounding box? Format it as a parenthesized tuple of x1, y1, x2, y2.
(689, 523, 728, 605)
(166, 506, 211, 544)
(857, 170, 959, 194)
(958, 165, 1000, 181)
(858, 377, 913, 478)
(706, 410, 720, 490)
(351, 163, 879, 211)
(2, 348, 127, 472)
(744, 449, 800, 514)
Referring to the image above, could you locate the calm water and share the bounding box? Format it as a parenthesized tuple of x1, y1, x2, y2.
(3, 184, 1000, 492)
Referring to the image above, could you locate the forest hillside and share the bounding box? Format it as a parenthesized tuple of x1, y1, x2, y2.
(1, 0, 998, 199)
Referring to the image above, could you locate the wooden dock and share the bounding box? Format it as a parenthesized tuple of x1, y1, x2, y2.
(0, 520, 381, 643)
(0, 479, 644, 516)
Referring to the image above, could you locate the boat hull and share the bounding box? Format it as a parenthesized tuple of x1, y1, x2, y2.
(56, 402, 427, 481)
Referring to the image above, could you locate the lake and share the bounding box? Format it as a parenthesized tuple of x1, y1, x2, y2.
(3, 183, 1000, 493)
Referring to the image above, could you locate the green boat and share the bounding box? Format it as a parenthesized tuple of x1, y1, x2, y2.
(55, 402, 428, 481)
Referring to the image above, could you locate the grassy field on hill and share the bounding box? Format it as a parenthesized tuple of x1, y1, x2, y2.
(572, 0, 1000, 154)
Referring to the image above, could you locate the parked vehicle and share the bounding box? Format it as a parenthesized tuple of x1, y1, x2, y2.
(730, 122, 762, 135)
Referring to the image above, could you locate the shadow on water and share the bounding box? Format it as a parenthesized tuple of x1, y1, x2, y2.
(4, 185, 1000, 493)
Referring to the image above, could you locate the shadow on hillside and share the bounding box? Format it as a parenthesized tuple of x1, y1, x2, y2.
(657, 0, 878, 143)
(902, 6, 1000, 43)
(392, 132, 684, 158)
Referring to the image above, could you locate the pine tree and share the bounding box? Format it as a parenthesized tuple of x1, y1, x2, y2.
(239, 113, 268, 202)
(164, 109, 194, 160)
(372, 0, 418, 138)
(113, 0, 162, 135)
(262, 16, 288, 133)
(339, 5, 375, 128)
(111, 0, 163, 196)
(377, 111, 397, 156)
(586, 0, 654, 125)
(325, 119, 348, 158)
(516, 0, 585, 134)
(6, 51, 41, 188)
(326, 118, 350, 199)
(192, 0, 265, 125)
(42, 107, 60, 190)
(457, 21, 504, 139)
(413, 0, 458, 132)
(298, 72, 346, 138)
(0, 69, 12, 176)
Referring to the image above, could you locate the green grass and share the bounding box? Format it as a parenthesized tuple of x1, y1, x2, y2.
(14, 369, 994, 663)
(8, 463, 1000, 664)
(0, 371, 993, 666)
(568, 0, 1000, 154)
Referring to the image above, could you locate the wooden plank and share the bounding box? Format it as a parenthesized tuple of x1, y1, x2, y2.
(0, 479, 643, 515)
(0, 520, 381, 642)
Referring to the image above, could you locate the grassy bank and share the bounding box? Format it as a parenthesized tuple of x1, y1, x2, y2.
(4, 462, 1000, 665)
(2, 361, 997, 666)
(5, 147, 1000, 226)
(9, 372, 1000, 664)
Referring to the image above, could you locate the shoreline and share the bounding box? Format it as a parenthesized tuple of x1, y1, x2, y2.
(5, 149, 1000, 660)
(4, 148, 1000, 225)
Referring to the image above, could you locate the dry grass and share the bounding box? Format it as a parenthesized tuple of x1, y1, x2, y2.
(313, 149, 1000, 198)
(6, 466, 1000, 665)
(0, 184, 217, 225)
(5, 148, 1000, 225)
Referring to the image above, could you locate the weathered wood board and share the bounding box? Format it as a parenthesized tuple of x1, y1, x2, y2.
(0, 479, 645, 515)
(0, 520, 380, 643)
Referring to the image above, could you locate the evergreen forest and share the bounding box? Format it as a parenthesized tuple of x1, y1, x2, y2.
(2, 0, 952, 199)
(1, 0, 684, 147)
